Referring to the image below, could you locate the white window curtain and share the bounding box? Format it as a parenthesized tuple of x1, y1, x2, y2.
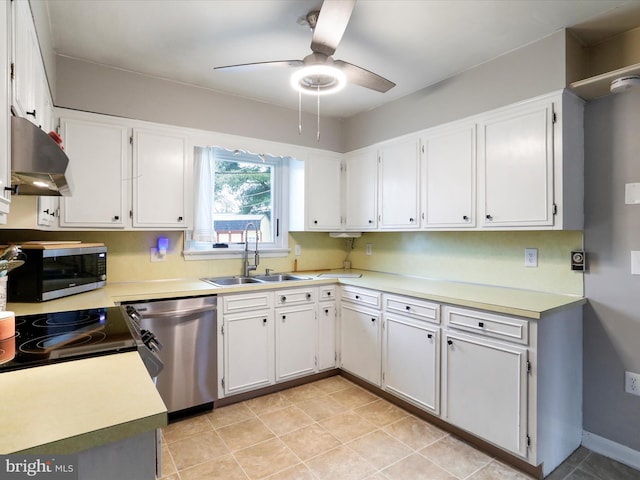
(192, 146, 215, 242)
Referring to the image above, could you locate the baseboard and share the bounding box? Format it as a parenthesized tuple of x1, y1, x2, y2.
(582, 431, 640, 471)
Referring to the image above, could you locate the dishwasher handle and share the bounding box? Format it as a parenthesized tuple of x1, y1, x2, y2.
(133, 305, 217, 319)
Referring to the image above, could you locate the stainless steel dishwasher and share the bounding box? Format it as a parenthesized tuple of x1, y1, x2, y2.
(124, 295, 217, 416)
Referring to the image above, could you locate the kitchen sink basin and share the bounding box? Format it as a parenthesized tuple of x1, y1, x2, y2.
(201, 276, 263, 286)
(253, 274, 309, 282)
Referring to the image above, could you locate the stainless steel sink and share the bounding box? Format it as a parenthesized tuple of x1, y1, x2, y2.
(253, 274, 309, 282)
(201, 276, 264, 286)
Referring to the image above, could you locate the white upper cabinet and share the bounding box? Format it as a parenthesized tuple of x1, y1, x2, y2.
(344, 148, 377, 230)
(478, 98, 554, 228)
(477, 91, 583, 230)
(59, 117, 129, 228)
(11, 0, 36, 122)
(421, 122, 476, 228)
(0, 0, 11, 219)
(378, 136, 421, 229)
(289, 152, 343, 231)
(132, 128, 187, 228)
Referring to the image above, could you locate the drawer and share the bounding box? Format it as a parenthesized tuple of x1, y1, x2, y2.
(223, 291, 273, 314)
(383, 294, 440, 324)
(318, 285, 337, 302)
(443, 306, 528, 345)
(275, 288, 315, 306)
(341, 286, 381, 309)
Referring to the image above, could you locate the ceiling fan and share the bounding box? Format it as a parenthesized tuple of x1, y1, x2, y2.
(214, 0, 396, 95)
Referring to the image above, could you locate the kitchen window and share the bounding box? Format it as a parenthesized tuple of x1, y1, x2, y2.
(184, 146, 289, 258)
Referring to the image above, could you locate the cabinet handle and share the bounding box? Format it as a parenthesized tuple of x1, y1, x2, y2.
(281, 296, 286, 303)
(368, 219, 373, 224)
(326, 292, 332, 297)
(427, 333, 433, 339)
(486, 214, 493, 220)
(113, 215, 120, 221)
(313, 220, 318, 224)
(409, 217, 414, 223)
(478, 322, 484, 328)
(306, 293, 311, 300)
(463, 215, 469, 221)
(178, 216, 183, 222)
(324, 308, 329, 314)
(282, 315, 286, 321)
(405, 305, 411, 311)
(263, 318, 267, 324)
(355, 295, 360, 300)
(26, 109, 37, 117)
(371, 318, 376, 323)
(447, 339, 453, 345)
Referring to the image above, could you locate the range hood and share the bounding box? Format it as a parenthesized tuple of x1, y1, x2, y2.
(10, 116, 72, 196)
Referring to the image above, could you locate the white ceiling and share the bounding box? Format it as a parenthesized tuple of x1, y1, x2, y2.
(41, 0, 640, 118)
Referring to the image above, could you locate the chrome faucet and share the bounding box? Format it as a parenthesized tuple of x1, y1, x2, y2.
(243, 222, 259, 276)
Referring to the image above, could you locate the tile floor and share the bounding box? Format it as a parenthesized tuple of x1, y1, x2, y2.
(159, 375, 640, 480)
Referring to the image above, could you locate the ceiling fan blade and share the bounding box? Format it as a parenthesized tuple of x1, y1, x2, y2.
(214, 60, 303, 72)
(335, 60, 396, 93)
(311, 0, 356, 57)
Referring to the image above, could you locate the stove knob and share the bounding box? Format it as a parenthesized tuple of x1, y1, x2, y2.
(141, 329, 163, 352)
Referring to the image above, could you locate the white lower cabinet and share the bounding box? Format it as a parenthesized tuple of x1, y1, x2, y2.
(340, 287, 382, 385)
(223, 309, 274, 395)
(220, 291, 274, 396)
(442, 329, 528, 456)
(275, 287, 317, 382)
(382, 294, 440, 414)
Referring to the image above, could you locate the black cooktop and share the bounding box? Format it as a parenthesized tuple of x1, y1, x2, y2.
(0, 307, 138, 372)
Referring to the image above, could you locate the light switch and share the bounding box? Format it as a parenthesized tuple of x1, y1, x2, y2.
(631, 251, 640, 275)
(625, 183, 640, 205)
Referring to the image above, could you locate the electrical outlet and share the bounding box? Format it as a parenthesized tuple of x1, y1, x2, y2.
(365, 243, 373, 256)
(625, 371, 640, 396)
(294, 244, 301, 256)
(525, 248, 538, 267)
(150, 247, 166, 262)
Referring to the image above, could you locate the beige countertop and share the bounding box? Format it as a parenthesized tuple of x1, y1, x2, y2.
(0, 351, 167, 454)
(7, 270, 584, 319)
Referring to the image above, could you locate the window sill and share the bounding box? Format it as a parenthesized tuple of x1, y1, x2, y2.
(183, 247, 290, 261)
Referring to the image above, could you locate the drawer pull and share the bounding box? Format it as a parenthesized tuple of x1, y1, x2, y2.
(371, 318, 376, 323)
(281, 296, 287, 303)
(324, 309, 329, 314)
(478, 322, 484, 328)
(355, 295, 360, 299)
(427, 333, 433, 339)
(282, 315, 286, 321)
(447, 339, 453, 346)
(405, 305, 411, 311)
(306, 293, 312, 300)
(326, 292, 332, 297)
(263, 318, 267, 324)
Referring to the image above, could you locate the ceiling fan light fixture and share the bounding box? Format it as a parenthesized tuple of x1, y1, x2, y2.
(291, 64, 346, 95)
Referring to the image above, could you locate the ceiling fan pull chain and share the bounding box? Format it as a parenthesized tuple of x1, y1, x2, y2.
(298, 90, 302, 135)
(317, 85, 321, 142)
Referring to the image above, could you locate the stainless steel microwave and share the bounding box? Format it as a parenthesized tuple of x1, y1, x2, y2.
(7, 244, 107, 302)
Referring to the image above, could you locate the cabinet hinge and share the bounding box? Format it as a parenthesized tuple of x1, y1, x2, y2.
(421, 144, 425, 154)
(526, 435, 531, 447)
(10, 63, 14, 81)
(334, 352, 337, 362)
(382, 371, 385, 382)
(314, 356, 317, 367)
(129, 210, 133, 218)
(552, 204, 557, 215)
(221, 325, 224, 335)
(552, 112, 557, 124)
(526, 361, 532, 373)
(129, 135, 133, 145)
(221, 377, 225, 389)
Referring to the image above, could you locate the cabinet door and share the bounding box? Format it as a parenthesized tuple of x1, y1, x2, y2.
(0, 0, 11, 218)
(275, 304, 317, 382)
(223, 310, 274, 395)
(422, 124, 475, 228)
(306, 153, 342, 230)
(318, 302, 336, 370)
(132, 128, 187, 228)
(344, 149, 377, 230)
(479, 99, 554, 227)
(383, 315, 439, 414)
(379, 137, 420, 229)
(11, 0, 36, 122)
(340, 304, 381, 385)
(442, 330, 528, 457)
(59, 118, 128, 228)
